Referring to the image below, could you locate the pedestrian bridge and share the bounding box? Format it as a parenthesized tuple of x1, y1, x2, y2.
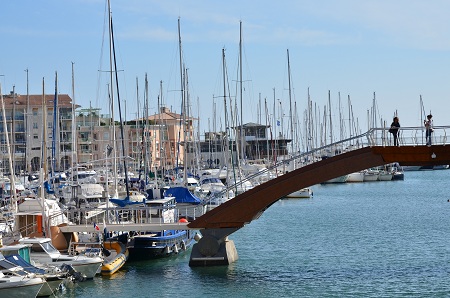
(188, 126, 450, 266)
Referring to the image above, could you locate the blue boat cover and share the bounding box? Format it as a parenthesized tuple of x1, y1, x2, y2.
(4, 254, 46, 274)
(43, 180, 55, 194)
(164, 187, 201, 205)
(109, 196, 144, 207)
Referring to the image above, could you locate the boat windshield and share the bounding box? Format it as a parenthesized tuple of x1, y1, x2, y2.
(201, 178, 222, 184)
(40, 241, 60, 254)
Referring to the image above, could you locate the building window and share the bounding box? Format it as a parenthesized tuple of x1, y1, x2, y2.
(33, 134, 38, 139)
(81, 144, 91, 153)
(80, 132, 89, 141)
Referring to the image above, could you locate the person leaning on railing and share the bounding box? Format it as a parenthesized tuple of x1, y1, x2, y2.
(424, 114, 433, 145)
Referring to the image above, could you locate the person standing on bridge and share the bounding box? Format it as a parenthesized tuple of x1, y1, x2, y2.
(389, 116, 400, 146)
(424, 114, 433, 145)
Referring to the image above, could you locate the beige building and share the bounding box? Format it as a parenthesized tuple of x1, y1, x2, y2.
(0, 92, 77, 174)
(0, 93, 194, 176)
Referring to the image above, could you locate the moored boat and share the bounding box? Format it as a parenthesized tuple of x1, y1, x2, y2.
(122, 196, 198, 261)
(0, 249, 72, 297)
(18, 237, 103, 280)
(322, 175, 348, 184)
(101, 240, 128, 276)
(0, 271, 45, 298)
(346, 171, 365, 182)
(363, 169, 379, 181)
(285, 188, 313, 198)
(377, 170, 393, 181)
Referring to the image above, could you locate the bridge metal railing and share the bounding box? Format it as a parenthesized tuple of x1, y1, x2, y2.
(203, 125, 449, 205)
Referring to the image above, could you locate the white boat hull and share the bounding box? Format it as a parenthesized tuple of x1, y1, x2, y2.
(0, 276, 44, 298)
(323, 175, 348, 183)
(346, 172, 364, 182)
(363, 172, 379, 181)
(285, 188, 312, 198)
(378, 172, 393, 181)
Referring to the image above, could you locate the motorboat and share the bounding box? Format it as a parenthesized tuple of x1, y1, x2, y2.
(198, 176, 228, 194)
(285, 188, 313, 199)
(322, 175, 349, 184)
(196, 176, 235, 205)
(17, 237, 103, 280)
(0, 247, 75, 297)
(0, 270, 44, 298)
(61, 183, 107, 208)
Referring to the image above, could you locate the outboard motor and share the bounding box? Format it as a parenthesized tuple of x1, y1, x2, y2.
(60, 263, 85, 282)
(102, 246, 111, 257)
(117, 233, 128, 245)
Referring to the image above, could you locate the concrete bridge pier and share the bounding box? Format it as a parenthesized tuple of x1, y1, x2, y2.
(189, 227, 239, 267)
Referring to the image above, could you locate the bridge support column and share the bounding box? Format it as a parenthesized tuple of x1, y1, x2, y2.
(189, 228, 239, 267)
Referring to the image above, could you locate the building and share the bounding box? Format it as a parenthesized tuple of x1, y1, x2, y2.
(184, 122, 292, 170)
(0, 91, 78, 174)
(0, 93, 194, 178)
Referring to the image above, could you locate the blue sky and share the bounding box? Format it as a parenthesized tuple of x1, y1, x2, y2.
(1, 0, 449, 136)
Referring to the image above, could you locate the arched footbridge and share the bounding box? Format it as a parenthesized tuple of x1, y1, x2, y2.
(188, 126, 450, 266)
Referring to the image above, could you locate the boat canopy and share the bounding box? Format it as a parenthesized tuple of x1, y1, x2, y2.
(163, 187, 201, 205)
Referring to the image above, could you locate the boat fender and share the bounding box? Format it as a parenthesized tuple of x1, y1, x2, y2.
(173, 244, 179, 254)
(194, 233, 202, 242)
(164, 245, 171, 254)
(180, 240, 186, 250)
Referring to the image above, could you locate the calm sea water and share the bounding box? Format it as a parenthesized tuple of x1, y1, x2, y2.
(57, 169, 450, 297)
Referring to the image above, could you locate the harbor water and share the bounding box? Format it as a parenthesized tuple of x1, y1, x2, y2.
(59, 170, 450, 297)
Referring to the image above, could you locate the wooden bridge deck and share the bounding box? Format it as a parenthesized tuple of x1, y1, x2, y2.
(188, 145, 450, 229)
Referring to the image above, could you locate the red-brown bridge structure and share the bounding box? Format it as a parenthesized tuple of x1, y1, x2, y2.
(188, 126, 450, 266)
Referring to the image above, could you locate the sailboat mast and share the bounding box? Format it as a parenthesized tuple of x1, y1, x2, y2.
(25, 69, 30, 175)
(183, 69, 190, 185)
(287, 49, 294, 156)
(177, 18, 184, 175)
(0, 84, 17, 213)
(222, 48, 234, 196)
(239, 21, 244, 160)
(71, 63, 77, 172)
(329, 90, 333, 145)
(51, 72, 58, 182)
(144, 74, 150, 185)
(158, 81, 165, 180)
(273, 88, 277, 165)
(108, 0, 118, 195)
(109, 0, 130, 197)
(135, 76, 140, 178)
